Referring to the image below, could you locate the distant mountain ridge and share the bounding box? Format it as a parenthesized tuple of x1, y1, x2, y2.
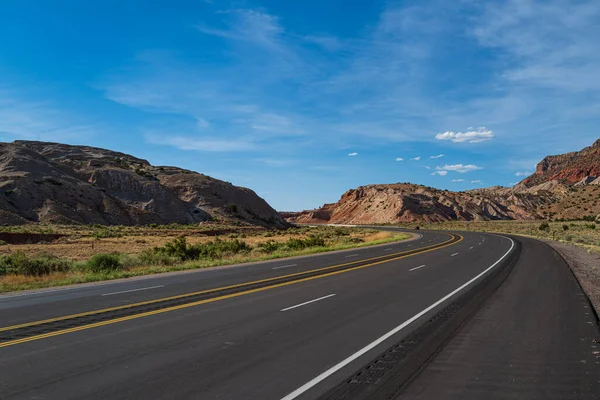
(286, 139, 600, 224)
(0, 141, 288, 227)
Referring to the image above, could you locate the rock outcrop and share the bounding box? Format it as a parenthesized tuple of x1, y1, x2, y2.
(286, 183, 558, 224)
(0, 141, 288, 227)
(287, 138, 600, 225)
(522, 139, 600, 186)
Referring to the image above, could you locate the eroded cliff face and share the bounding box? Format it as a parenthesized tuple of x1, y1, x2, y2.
(0, 141, 288, 227)
(286, 139, 600, 225)
(286, 183, 558, 225)
(523, 139, 600, 186)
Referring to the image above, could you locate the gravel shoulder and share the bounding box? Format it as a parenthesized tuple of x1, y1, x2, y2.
(540, 239, 600, 316)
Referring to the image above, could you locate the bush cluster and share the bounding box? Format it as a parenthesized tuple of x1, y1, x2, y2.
(0, 253, 73, 276)
(152, 236, 251, 261)
(258, 235, 326, 252)
(86, 253, 124, 273)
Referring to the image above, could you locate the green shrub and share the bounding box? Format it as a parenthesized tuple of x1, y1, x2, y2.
(137, 249, 176, 266)
(198, 238, 251, 258)
(562, 224, 569, 231)
(258, 240, 282, 253)
(285, 235, 326, 250)
(538, 222, 550, 231)
(86, 253, 124, 273)
(586, 223, 596, 230)
(153, 236, 252, 261)
(92, 228, 123, 239)
(0, 252, 73, 276)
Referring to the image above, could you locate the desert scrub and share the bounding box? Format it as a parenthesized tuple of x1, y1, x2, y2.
(0, 252, 73, 276)
(85, 253, 124, 273)
(91, 227, 124, 239)
(152, 236, 252, 261)
(285, 235, 326, 250)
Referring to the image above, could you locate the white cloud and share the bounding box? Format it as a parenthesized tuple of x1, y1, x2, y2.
(436, 164, 483, 173)
(430, 154, 444, 158)
(452, 179, 465, 182)
(348, 152, 358, 156)
(515, 171, 533, 176)
(432, 170, 448, 176)
(436, 127, 494, 143)
(395, 157, 404, 161)
(411, 156, 421, 161)
(471, 180, 483, 184)
(423, 165, 431, 170)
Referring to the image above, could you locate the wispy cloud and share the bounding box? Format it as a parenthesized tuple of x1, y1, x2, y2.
(395, 157, 404, 161)
(515, 171, 533, 176)
(436, 164, 483, 173)
(411, 156, 421, 161)
(471, 180, 483, 184)
(348, 152, 358, 156)
(430, 154, 444, 158)
(435, 127, 494, 143)
(0, 88, 95, 142)
(452, 179, 465, 182)
(146, 133, 256, 152)
(432, 170, 448, 176)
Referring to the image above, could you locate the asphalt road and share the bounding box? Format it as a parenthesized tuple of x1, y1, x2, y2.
(0, 229, 597, 399)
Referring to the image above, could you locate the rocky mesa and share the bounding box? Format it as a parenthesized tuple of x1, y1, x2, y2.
(287, 139, 600, 225)
(0, 141, 288, 228)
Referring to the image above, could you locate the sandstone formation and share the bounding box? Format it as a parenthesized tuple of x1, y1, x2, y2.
(286, 138, 600, 225)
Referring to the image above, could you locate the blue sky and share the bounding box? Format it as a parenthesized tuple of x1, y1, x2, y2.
(1, 0, 599, 211)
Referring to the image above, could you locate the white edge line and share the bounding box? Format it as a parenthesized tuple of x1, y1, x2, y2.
(384, 248, 393, 251)
(101, 285, 164, 297)
(345, 254, 359, 258)
(280, 236, 515, 400)
(280, 294, 336, 312)
(273, 264, 298, 270)
(409, 265, 427, 272)
(451, 252, 459, 257)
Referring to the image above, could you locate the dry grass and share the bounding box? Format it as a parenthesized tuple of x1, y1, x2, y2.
(0, 226, 392, 260)
(0, 225, 411, 292)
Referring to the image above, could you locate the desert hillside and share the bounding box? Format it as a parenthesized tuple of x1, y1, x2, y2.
(0, 141, 288, 228)
(286, 139, 600, 224)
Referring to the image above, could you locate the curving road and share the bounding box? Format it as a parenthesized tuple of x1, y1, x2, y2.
(0, 229, 598, 399)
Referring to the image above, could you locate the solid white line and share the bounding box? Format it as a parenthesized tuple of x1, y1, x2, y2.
(345, 254, 359, 258)
(407, 245, 412, 247)
(409, 265, 427, 271)
(280, 237, 515, 400)
(280, 294, 336, 312)
(273, 264, 297, 270)
(384, 248, 393, 252)
(101, 285, 164, 297)
(451, 252, 459, 257)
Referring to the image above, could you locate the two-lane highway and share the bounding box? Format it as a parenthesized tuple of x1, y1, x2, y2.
(0, 228, 588, 400)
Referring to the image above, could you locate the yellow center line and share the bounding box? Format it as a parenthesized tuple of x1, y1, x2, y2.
(0, 234, 462, 348)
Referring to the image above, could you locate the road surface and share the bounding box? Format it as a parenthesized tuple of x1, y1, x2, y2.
(0, 229, 598, 399)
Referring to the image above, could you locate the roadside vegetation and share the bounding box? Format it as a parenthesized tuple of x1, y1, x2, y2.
(0, 225, 409, 292)
(412, 219, 600, 254)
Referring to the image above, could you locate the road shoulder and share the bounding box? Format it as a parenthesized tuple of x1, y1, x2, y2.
(541, 238, 600, 317)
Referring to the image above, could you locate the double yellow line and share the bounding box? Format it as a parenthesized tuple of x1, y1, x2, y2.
(0, 234, 462, 348)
